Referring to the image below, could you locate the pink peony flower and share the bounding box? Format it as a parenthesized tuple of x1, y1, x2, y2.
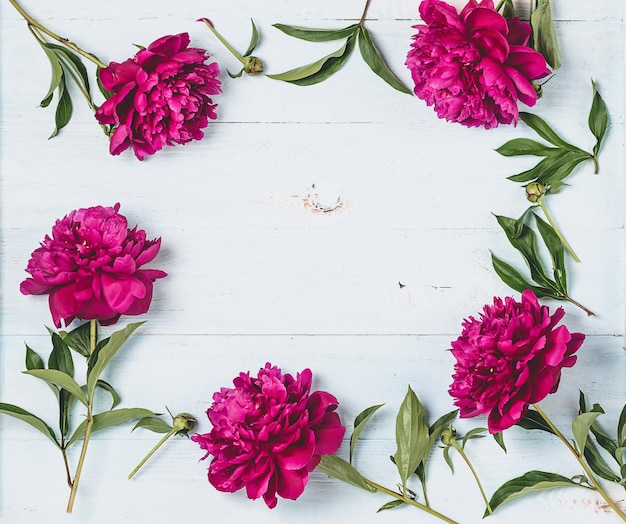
(448, 290, 584, 433)
(20, 203, 166, 328)
(405, 0, 550, 128)
(192, 363, 346, 508)
(95, 33, 221, 160)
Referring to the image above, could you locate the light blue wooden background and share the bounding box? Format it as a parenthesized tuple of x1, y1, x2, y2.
(0, 1, 624, 522)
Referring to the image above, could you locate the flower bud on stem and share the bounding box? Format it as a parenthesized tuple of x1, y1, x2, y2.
(533, 404, 626, 522)
(128, 413, 196, 480)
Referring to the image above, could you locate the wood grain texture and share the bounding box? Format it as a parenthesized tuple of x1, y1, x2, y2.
(0, 0, 624, 523)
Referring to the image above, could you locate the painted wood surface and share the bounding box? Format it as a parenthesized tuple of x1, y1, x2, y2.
(0, 1, 624, 523)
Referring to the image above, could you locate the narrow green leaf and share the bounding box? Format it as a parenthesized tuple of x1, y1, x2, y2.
(132, 416, 172, 434)
(317, 454, 376, 492)
(350, 404, 384, 463)
(618, 404, 626, 446)
(0, 403, 60, 447)
(96, 380, 121, 410)
(516, 409, 555, 435)
(40, 92, 54, 108)
(531, 0, 561, 69)
(429, 410, 458, 438)
(499, 0, 515, 18)
(87, 322, 144, 399)
(32, 33, 63, 105)
(266, 35, 356, 85)
(377, 499, 406, 512)
(588, 80, 608, 158)
(513, 206, 538, 238)
(24, 369, 88, 406)
(582, 438, 620, 483)
(394, 386, 430, 488)
(48, 331, 74, 377)
(495, 138, 559, 157)
(62, 321, 94, 358)
(443, 445, 454, 473)
(66, 408, 159, 447)
(519, 113, 578, 150)
(495, 214, 553, 289)
(49, 79, 73, 139)
(357, 26, 411, 94)
(487, 471, 580, 515)
(272, 23, 358, 42)
(25, 344, 45, 370)
(491, 253, 554, 297)
(573, 412, 602, 454)
(244, 19, 260, 57)
(493, 432, 507, 452)
(507, 151, 569, 183)
(44, 43, 90, 92)
(534, 213, 567, 293)
(538, 150, 590, 185)
(461, 427, 487, 448)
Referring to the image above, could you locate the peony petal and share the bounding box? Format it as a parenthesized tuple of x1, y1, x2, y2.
(276, 467, 308, 500)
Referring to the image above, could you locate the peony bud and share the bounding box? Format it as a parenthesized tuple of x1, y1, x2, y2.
(172, 413, 196, 436)
(243, 56, 264, 75)
(525, 181, 546, 203)
(440, 428, 454, 446)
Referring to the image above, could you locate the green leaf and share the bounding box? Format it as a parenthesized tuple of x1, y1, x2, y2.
(582, 438, 620, 483)
(132, 416, 172, 434)
(531, 0, 561, 69)
(519, 113, 578, 150)
(461, 427, 487, 448)
(317, 454, 376, 492)
(0, 403, 60, 447)
(244, 19, 260, 57)
(96, 380, 121, 410)
(49, 78, 73, 139)
(507, 151, 569, 183)
(32, 32, 63, 106)
(266, 35, 356, 85)
(499, 0, 515, 18)
(66, 408, 159, 447)
(23, 369, 88, 406)
(538, 150, 590, 185)
(487, 471, 580, 515)
(25, 344, 45, 370)
(44, 43, 90, 93)
(513, 206, 538, 238)
(87, 322, 144, 399)
(573, 412, 602, 454)
(588, 80, 608, 159)
(272, 23, 358, 42)
(443, 445, 454, 473)
(357, 26, 411, 94)
(62, 321, 94, 358)
(48, 331, 74, 377)
(516, 409, 555, 435)
(377, 499, 406, 512)
(534, 213, 567, 293)
(493, 432, 507, 452)
(618, 404, 626, 446)
(394, 386, 430, 489)
(495, 214, 553, 289)
(491, 253, 555, 297)
(495, 138, 559, 157)
(350, 404, 384, 463)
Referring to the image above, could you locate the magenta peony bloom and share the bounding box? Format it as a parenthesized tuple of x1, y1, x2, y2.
(20, 203, 166, 328)
(192, 363, 346, 508)
(448, 290, 584, 433)
(95, 33, 221, 160)
(405, 0, 551, 128)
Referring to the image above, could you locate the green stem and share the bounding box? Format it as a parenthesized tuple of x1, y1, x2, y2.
(200, 19, 245, 65)
(592, 155, 599, 174)
(8, 0, 106, 68)
(61, 439, 73, 489)
(362, 477, 458, 524)
(563, 295, 595, 317)
(450, 440, 492, 515)
(66, 320, 97, 513)
(358, 0, 373, 28)
(128, 428, 177, 480)
(537, 197, 581, 262)
(533, 404, 626, 522)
